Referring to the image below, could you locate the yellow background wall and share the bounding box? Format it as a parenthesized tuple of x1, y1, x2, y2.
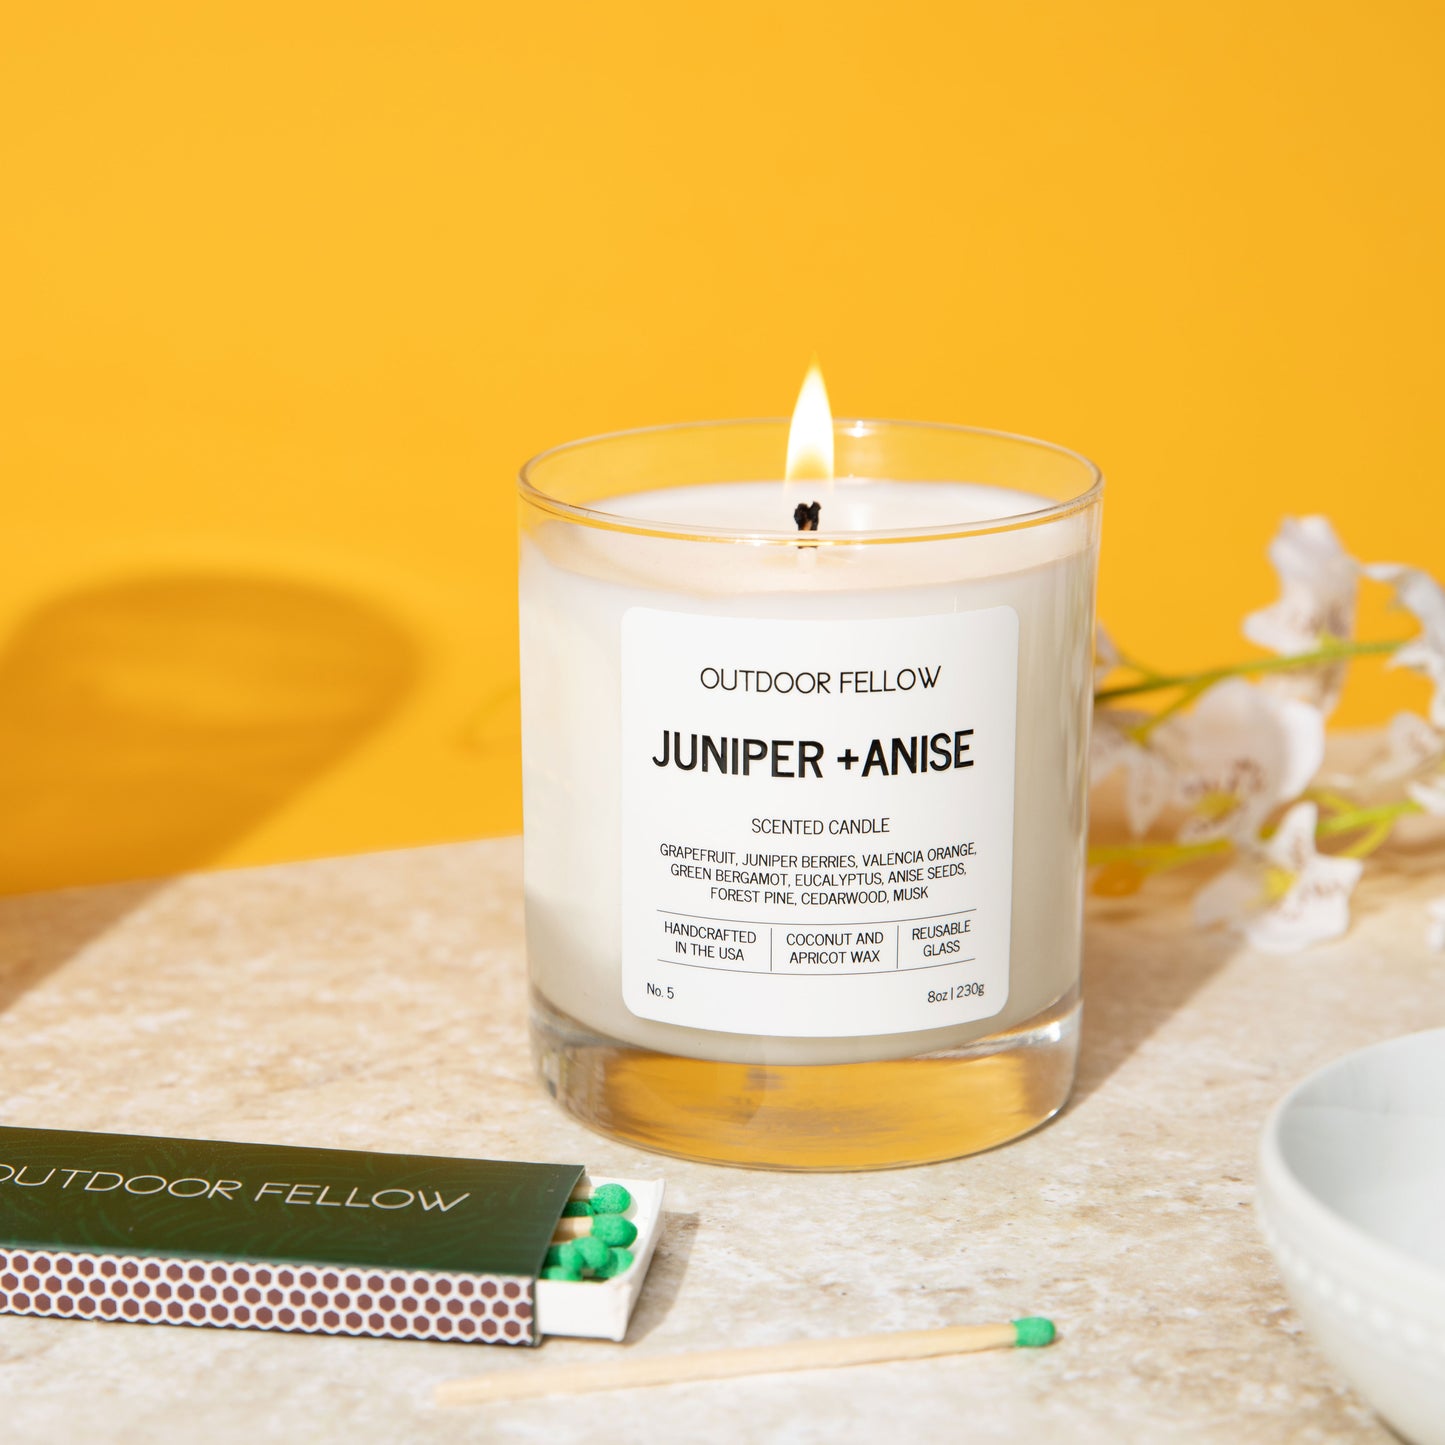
(3, 3, 1442, 893)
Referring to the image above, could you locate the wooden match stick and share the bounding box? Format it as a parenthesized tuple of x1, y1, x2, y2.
(550, 1216, 636, 1251)
(550, 1216, 594, 1240)
(435, 1318, 1055, 1406)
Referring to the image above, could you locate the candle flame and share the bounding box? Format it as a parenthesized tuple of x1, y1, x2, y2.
(785, 361, 834, 483)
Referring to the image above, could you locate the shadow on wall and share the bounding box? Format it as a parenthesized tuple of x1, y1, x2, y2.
(0, 574, 416, 1000)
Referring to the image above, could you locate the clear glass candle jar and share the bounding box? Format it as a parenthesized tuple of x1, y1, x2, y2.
(518, 420, 1102, 1169)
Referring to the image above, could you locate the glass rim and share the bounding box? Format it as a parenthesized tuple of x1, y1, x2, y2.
(518, 417, 1103, 545)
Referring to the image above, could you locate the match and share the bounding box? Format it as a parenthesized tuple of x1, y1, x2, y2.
(436, 1318, 1056, 1406)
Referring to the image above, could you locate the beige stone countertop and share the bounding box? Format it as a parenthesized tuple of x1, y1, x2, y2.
(1, 835, 1443, 1443)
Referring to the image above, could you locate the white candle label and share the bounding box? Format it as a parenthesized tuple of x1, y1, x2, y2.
(619, 606, 1019, 1037)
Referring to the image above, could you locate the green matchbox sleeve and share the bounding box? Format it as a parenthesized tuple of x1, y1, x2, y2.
(0, 1125, 583, 1280)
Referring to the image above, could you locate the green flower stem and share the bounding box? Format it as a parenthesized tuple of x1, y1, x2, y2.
(1090, 799, 1424, 878)
(1094, 638, 1402, 705)
(1338, 819, 1400, 859)
(1110, 647, 1165, 681)
(1087, 838, 1233, 871)
(1315, 799, 1422, 840)
(1128, 679, 1211, 740)
(1304, 787, 1363, 815)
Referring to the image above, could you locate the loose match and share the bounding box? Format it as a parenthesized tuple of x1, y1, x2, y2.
(436, 1318, 1058, 1405)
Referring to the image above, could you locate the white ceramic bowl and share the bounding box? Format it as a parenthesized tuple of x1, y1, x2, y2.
(1258, 1028, 1445, 1445)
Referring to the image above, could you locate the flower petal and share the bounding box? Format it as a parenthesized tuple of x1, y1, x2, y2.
(1090, 708, 1145, 784)
(1124, 748, 1175, 837)
(1090, 709, 1176, 835)
(1392, 643, 1445, 729)
(1428, 897, 1445, 953)
(1264, 802, 1321, 875)
(1379, 711, 1445, 779)
(1243, 851, 1363, 954)
(1192, 801, 1362, 953)
(1243, 516, 1358, 660)
(1320, 711, 1445, 799)
(1274, 698, 1330, 800)
(1407, 775, 1445, 816)
(1194, 863, 1265, 931)
(1161, 680, 1325, 842)
(1368, 563, 1445, 652)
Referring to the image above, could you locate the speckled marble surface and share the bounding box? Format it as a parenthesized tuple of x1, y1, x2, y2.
(0, 832, 1442, 1443)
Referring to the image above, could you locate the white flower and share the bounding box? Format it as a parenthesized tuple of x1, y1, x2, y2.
(1408, 771, 1445, 816)
(1195, 803, 1363, 954)
(1245, 517, 1358, 651)
(1367, 563, 1445, 727)
(1428, 898, 1445, 953)
(1155, 678, 1326, 843)
(1243, 517, 1358, 712)
(1320, 711, 1445, 800)
(1090, 708, 1175, 836)
(1401, 710, 1445, 813)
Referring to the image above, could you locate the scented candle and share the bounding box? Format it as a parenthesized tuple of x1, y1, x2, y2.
(519, 401, 1101, 1168)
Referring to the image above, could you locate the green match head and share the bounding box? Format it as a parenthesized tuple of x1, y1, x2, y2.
(588, 1183, 632, 1215)
(542, 1264, 582, 1281)
(561, 1199, 593, 1217)
(557, 1240, 587, 1273)
(591, 1215, 638, 1248)
(593, 1247, 634, 1280)
(544, 1245, 564, 1269)
(575, 1235, 611, 1272)
(1012, 1317, 1056, 1348)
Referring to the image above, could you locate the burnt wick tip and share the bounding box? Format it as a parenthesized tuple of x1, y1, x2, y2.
(793, 501, 822, 533)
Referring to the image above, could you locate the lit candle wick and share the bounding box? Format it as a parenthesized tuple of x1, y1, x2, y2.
(793, 501, 822, 533)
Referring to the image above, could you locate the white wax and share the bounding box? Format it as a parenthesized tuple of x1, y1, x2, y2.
(598, 478, 1040, 531)
(519, 480, 1097, 1066)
